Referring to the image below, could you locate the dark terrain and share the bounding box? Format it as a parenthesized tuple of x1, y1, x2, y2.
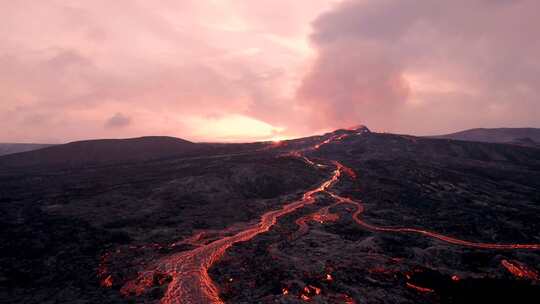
(1, 127, 539, 304)
(0, 143, 54, 157)
(434, 127, 540, 148)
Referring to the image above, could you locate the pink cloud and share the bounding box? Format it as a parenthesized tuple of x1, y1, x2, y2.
(299, 0, 540, 135)
(1, 0, 539, 143)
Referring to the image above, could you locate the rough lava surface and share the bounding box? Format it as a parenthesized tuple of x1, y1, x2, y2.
(1, 126, 540, 304)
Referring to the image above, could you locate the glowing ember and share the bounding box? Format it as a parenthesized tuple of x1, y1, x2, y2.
(325, 274, 333, 281)
(97, 252, 114, 288)
(308, 285, 321, 295)
(343, 295, 356, 304)
(101, 275, 113, 288)
(451, 275, 460, 281)
(282, 288, 289, 295)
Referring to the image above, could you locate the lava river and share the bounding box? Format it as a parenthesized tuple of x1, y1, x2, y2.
(121, 156, 342, 304)
(119, 134, 540, 303)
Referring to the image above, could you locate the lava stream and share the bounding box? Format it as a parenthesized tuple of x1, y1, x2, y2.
(501, 259, 539, 280)
(122, 160, 342, 304)
(291, 202, 340, 240)
(326, 191, 540, 250)
(120, 132, 540, 304)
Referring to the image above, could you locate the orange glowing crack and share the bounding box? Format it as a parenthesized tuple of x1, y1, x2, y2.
(101, 275, 113, 288)
(326, 191, 540, 250)
(501, 259, 539, 281)
(406, 282, 435, 293)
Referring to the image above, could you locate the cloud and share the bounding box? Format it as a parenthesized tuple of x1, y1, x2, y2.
(297, 0, 540, 134)
(298, 39, 410, 131)
(0, 1, 333, 142)
(105, 113, 131, 129)
(1, 0, 539, 142)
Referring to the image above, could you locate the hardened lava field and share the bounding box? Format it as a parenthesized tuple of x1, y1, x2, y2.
(1, 127, 540, 303)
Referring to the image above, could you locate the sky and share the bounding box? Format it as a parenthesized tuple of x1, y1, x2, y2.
(1, 0, 539, 143)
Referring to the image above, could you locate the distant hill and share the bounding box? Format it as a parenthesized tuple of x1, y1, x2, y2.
(432, 128, 540, 148)
(0, 143, 54, 156)
(0, 136, 200, 168)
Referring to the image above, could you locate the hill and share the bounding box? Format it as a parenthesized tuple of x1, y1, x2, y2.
(433, 128, 540, 148)
(0, 136, 203, 169)
(0, 143, 54, 156)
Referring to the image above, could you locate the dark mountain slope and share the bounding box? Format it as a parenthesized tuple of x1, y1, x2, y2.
(433, 128, 540, 148)
(0, 143, 54, 156)
(1, 128, 540, 304)
(0, 136, 201, 169)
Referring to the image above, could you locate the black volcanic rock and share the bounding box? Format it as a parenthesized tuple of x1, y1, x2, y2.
(0, 139, 324, 303)
(1, 129, 540, 304)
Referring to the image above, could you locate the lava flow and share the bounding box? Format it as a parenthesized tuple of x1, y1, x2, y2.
(117, 132, 540, 304)
(291, 201, 340, 240)
(405, 282, 435, 293)
(501, 259, 539, 281)
(326, 191, 540, 250)
(121, 157, 342, 304)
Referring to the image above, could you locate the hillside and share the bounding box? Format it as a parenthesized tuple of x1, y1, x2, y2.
(0, 136, 203, 169)
(1, 128, 539, 304)
(0, 143, 54, 156)
(433, 128, 540, 148)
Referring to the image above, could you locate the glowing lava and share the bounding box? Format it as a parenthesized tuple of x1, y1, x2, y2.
(291, 202, 340, 240)
(406, 282, 435, 293)
(325, 191, 540, 250)
(101, 275, 113, 288)
(112, 131, 540, 303)
(120, 157, 342, 303)
(501, 259, 539, 281)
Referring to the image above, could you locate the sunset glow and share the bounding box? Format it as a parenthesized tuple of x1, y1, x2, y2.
(189, 114, 285, 142)
(2, 1, 540, 143)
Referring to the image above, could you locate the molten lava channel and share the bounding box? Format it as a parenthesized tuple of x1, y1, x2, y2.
(121, 159, 342, 303)
(115, 133, 540, 303)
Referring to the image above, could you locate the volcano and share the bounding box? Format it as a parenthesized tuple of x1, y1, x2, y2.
(1, 127, 539, 304)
